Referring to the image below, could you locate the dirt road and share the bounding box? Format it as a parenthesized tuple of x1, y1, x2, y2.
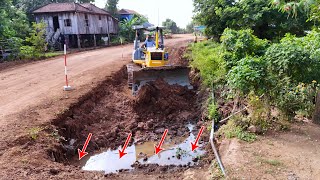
(0, 34, 193, 119)
(219, 122, 320, 179)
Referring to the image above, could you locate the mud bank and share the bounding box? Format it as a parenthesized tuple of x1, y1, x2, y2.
(47, 66, 204, 170)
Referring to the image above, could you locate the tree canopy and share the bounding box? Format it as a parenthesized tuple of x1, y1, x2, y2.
(162, 19, 179, 34)
(272, 0, 320, 21)
(193, 0, 314, 40)
(105, 0, 119, 18)
(186, 21, 195, 33)
(0, 0, 29, 39)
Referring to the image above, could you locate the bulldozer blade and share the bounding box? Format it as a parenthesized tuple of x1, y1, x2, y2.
(132, 66, 192, 89)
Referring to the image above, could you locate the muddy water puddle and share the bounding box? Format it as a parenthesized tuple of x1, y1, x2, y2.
(81, 124, 206, 174)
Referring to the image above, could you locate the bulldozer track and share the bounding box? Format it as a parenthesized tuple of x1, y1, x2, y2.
(126, 64, 134, 88)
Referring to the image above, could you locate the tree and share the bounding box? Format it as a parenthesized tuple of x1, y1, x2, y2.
(0, 0, 30, 39)
(271, 0, 315, 16)
(105, 0, 119, 18)
(162, 19, 179, 34)
(193, 0, 313, 40)
(27, 21, 47, 51)
(271, 0, 320, 21)
(20, 21, 47, 59)
(186, 22, 195, 33)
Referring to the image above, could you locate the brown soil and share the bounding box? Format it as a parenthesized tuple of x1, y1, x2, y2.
(1, 34, 208, 179)
(134, 79, 198, 133)
(48, 67, 200, 165)
(219, 121, 320, 179)
(167, 46, 190, 66)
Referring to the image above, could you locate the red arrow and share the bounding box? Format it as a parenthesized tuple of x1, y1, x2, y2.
(154, 129, 168, 155)
(191, 126, 205, 151)
(119, 133, 132, 159)
(78, 133, 92, 160)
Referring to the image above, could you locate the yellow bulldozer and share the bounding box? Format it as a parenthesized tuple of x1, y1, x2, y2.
(127, 24, 191, 95)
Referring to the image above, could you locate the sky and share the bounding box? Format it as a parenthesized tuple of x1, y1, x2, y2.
(94, 0, 194, 28)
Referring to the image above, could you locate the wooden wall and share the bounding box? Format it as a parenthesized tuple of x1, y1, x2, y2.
(35, 12, 119, 36)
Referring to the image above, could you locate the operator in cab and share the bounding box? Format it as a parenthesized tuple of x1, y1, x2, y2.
(142, 34, 156, 48)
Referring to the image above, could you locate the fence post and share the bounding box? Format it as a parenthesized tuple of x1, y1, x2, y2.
(63, 44, 72, 91)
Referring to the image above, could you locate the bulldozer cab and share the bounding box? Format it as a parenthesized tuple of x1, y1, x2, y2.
(132, 26, 169, 68)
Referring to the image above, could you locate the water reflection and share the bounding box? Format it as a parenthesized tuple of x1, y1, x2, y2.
(82, 124, 206, 174)
(82, 145, 136, 173)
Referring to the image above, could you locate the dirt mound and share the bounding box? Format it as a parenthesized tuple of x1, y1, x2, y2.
(47, 67, 200, 164)
(133, 79, 199, 141)
(135, 79, 196, 121)
(168, 46, 189, 66)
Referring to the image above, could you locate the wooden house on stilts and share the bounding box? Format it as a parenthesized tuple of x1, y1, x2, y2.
(32, 3, 119, 49)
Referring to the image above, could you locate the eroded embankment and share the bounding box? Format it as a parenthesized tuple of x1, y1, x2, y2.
(47, 66, 202, 166)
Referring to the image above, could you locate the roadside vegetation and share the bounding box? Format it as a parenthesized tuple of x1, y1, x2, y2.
(190, 0, 320, 141)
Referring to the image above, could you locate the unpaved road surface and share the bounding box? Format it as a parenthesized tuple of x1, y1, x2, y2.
(0, 34, 193, 119)
(219, 122, 320, 179)
(0, 34, 193, 138)
(0, 34, 198, 179)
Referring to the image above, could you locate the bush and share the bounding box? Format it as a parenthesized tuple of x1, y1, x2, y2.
(19, 21, 47, 60)
(227, 56, 268, 95)
(248, 92, 270, 131)
(302, 31, 320, 60)
(19, 46, 36, 59)
(208, 100, 219, 120)
(217, 116, 256, 142)
(221, 28, 269, 69)
(191, 29, 320, 124)
(189, 41, 226, 86)
(275, 81, 319, 119)
(26, 21, 47, 56)
(265, 33, 320, 83)
(110, 37, 122, 45)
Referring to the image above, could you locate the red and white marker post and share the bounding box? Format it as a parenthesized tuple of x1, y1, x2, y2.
(63, 44, 72, 91)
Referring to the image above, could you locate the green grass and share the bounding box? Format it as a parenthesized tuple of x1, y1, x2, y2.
(188, 41, 226, 86)
(217, 118, 257, 142)
(45, 52, 63, 58)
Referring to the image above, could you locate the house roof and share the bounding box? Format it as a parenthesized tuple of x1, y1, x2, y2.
(81, 3, 110, 15)
(118, 9, 139, 15)
(33, 3, 109, 15)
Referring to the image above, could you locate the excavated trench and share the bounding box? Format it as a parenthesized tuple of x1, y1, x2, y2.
(46, 65, 212, 174)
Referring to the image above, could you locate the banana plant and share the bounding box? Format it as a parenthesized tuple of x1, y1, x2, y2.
(119, 14, 148, 42)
